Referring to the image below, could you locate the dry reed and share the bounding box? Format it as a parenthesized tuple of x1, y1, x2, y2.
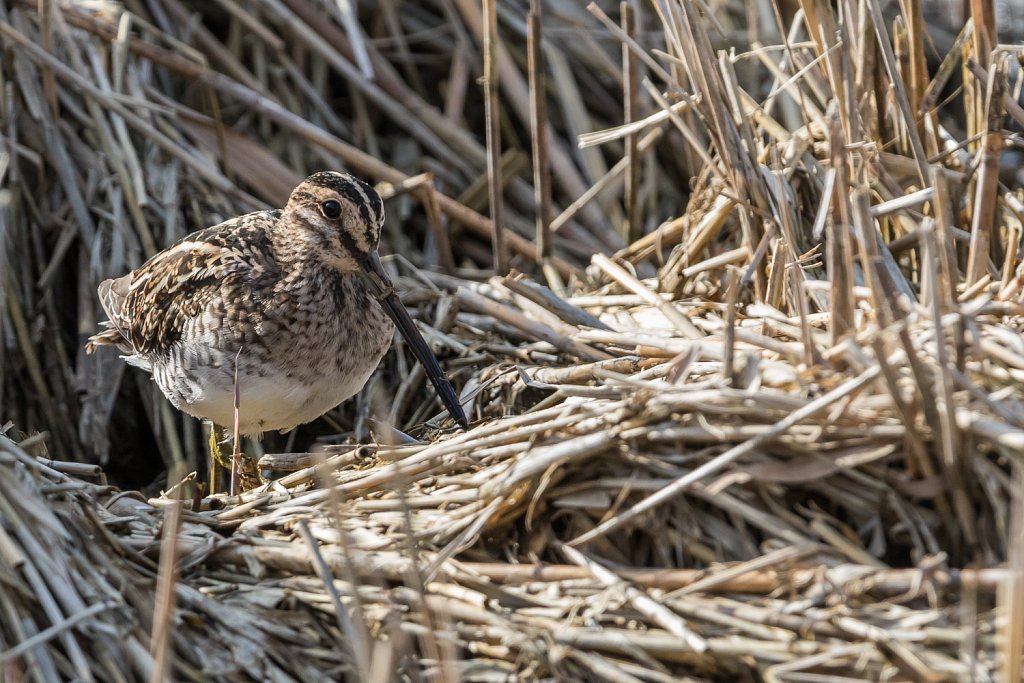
(2, 0, 1023, 680)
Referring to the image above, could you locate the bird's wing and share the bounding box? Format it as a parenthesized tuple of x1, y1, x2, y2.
(87, 212, 280, 357)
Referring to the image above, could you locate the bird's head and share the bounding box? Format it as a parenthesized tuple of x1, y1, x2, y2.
(284, 171, 385, 274)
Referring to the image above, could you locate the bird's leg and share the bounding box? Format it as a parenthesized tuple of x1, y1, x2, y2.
(208, 423, 232, 493)
(209, 423, 234, 469)
(209, 422, 261, 494)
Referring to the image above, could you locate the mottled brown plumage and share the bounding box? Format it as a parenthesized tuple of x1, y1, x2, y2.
(88, 171, 466, 434)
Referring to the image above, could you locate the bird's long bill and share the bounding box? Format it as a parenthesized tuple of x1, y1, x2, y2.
(358, 251, 468, 429)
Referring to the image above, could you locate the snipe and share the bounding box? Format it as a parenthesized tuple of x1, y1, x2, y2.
(88, 171, 467, 484)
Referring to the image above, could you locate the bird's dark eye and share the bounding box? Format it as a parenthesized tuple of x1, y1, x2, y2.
(321, 200, 342, 219)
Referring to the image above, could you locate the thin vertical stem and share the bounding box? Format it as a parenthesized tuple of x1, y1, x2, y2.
(865, 0, 929, 185)
(930, 167, 960, 305)
(527, 0, 551, 266)
(149, 499, 182, 683)
(967, 60, 1005, 286)
(230, 351, 242, 496)
(722, 266, 740, 387)
(966, 0, 995, 147)
(482, 0, 506, 274)
(827, 105, 855, 343)
(419, 175, 456, 274)
(969, 0, 994, 66)
(904, 0, 936, 156)
(621, 1, 640, 244)
(1002, 463, 1024, 683)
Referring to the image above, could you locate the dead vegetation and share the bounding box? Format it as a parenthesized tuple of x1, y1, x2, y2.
(2, 0, 1024, 681)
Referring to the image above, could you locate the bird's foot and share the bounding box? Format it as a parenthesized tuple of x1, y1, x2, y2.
(237, 456, 261, 492)
(209, 424, 263, 493)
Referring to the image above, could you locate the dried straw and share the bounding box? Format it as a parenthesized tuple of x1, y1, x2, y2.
(2, 0, 1023, 680)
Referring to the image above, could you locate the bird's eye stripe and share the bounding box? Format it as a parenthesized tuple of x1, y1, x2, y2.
(339, 178, 384, 246)
(336, 224, 364, 258)
(372, 192, 383, 224)
(336, 182, 373, 228)
(359, 179, 384, 226)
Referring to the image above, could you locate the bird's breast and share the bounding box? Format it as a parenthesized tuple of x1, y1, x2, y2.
(156, 270, 396, 433)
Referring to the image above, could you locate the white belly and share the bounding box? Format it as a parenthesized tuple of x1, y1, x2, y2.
(178, 362, 379, 434)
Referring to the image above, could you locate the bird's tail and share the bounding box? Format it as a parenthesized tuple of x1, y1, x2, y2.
(85, 323, 129, 355)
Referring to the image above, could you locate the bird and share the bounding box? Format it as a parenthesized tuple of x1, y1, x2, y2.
(87, 171, 468, 483)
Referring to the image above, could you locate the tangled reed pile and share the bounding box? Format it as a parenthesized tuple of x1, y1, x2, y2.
(2, 0, 1024, 680)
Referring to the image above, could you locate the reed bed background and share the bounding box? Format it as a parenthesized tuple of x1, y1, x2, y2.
(2, 0, 1024, 680)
